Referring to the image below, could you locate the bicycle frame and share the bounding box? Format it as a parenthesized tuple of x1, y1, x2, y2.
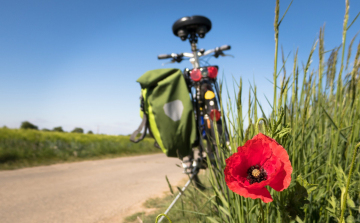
(181, 43, 220, 69)
(157, 43, 230, 223)
(181, 42, 230, 165)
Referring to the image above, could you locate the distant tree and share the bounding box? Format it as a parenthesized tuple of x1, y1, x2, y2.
(71, 127, 84, 133)
(42, 128, 51, 132)
(53, 126, 64, 132)
(87, 130, 94, 134)
(20, 121, 38, 130)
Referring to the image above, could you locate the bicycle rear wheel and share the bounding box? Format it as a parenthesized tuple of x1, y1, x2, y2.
(201, 82, 227, 161)
(192, 172, 206, 190)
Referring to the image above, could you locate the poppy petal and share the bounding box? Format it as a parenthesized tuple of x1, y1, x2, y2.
(262, 154, 280, 177)
(237, 134, 273, 168)
(267, 136, 292, 191)
(268, 161, 292, 191)
(257, 133, 292, 191)
(247, 187, 273, 203)
(226, 178, 273, 203)
(225, 152, 249, 180)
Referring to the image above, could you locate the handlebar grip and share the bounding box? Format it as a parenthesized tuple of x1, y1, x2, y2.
(220, 45, 231, 51)
(157, 54, 172, 59)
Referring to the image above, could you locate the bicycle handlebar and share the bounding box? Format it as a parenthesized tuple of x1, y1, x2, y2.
(219, 45, 231, 51)
(157, 45, 231, 60)
(158, 54, 172, 59)
(158, 53, 184, 60)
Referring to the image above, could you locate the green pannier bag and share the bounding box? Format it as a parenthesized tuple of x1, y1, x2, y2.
(130, 68, 197, 158)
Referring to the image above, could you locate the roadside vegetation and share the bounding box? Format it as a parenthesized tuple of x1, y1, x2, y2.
(132, 0, 360, 222)
(124, 173, 214, 223)
(0, 127, 160, 170)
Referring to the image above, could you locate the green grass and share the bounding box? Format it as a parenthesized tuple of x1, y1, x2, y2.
(124, 212, 146, 222)
(143, 0, 360, 222)
(0, 127, 160, 170)
(124, 172, 217, 223)
(198, 0, 360, 222)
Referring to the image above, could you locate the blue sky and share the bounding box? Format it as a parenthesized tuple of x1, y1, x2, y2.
(1, 0, 359, 135)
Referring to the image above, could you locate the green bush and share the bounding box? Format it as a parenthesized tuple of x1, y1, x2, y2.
(20, 121, 38, 130)
(71, 127, 84, 133)
(52, 127, 64, 132)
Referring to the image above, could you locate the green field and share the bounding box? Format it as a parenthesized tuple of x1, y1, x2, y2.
(0, 127, 160, 170)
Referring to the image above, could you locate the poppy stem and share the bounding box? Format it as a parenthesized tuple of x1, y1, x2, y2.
(255, 118, 268, 135)
(258, 199, 265, 223)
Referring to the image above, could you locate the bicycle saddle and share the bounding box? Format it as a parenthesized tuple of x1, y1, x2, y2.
(172, 15, 212, 40)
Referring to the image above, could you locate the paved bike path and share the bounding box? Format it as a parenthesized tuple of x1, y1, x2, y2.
(0, 154, 186, 223)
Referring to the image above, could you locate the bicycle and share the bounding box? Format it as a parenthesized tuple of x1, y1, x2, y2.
(156, 15, 232, 222)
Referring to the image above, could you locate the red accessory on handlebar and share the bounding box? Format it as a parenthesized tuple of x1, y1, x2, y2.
(207, 66, 218, 79)
(190, 69, 202, 82)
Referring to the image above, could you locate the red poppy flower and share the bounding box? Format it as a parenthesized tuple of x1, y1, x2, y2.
(224, 133, 292, 203)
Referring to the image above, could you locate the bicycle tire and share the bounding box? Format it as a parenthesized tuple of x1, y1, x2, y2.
(192, 172, 206, 190)
(201, 83, 226, 161)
